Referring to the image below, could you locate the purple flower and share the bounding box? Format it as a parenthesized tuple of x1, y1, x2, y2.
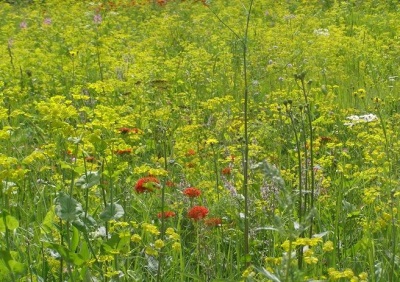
(93, 14, 102, 25)
(20, 21, 27, 29)
(43, 18, 52, 25)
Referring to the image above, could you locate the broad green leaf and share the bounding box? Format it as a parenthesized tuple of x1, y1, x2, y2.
(75, 171, 101, 189)
(0, 210, 19, 231)
(72, 214, 97, 232)
(71, 226, 80, 251)
(46, 243, 87, 266)
(80, 241, 90, 261)
(54, 192, 83, 221)
(41, 206, 56, 234)
(0, 249, 25, 275)
(102, 232, 130, 254)
(99, 203, 124, 221)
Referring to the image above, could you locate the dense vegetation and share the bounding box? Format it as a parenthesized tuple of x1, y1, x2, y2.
(1, 0, 400, 281)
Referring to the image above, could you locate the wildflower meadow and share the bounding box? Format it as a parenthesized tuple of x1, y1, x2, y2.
(1, 0, 400, 281)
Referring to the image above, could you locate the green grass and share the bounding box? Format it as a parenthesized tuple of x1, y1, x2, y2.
(1, 0, 400, 281)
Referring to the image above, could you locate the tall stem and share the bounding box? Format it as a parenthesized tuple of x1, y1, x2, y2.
(242, 0, 255, 266)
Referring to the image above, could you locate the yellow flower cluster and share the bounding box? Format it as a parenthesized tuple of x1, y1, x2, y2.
(328, 268, 368, 281)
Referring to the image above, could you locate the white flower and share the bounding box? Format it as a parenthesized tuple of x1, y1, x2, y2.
(314, 28, 330, 36)
(344, 113, 378, 127)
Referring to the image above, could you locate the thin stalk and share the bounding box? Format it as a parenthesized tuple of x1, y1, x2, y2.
(389, 191, 397, 282)
(297, 76, 316, 237)
(211, 144, 220, 201)
(242, 0, 255, 267)
(156, 131, 168, 282)
(7, 40, 15, 71)
(286, 104, 303, 269)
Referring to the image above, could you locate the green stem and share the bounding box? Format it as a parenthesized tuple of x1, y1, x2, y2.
(242, 0, 255, 268)
(156, 130, 168, 282)
(211, 144, 220, 201)
(286, 105, 303, 269)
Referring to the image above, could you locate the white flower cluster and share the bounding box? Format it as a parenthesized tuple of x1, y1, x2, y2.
(314, 28, 330, 36)
(344, 114, 378, 127)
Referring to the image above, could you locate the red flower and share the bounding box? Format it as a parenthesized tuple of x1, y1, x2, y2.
(157, 211, 176, 219)
(205, 217, 222, 227)
(118, 127, 140, 134)
(135, 177, 160, 193)
(166, 180, 175, 187)
(183, 187, 201, 198)
(188, 206, 209, 220)
(115, 148, 132, 155)
(221, 167, 231, 175)
(185, 149, 196, 157)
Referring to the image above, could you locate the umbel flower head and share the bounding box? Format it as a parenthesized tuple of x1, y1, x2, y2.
(183, 187, 201, 198)
(188, 206, 209, 220)
(135, 177, 160, 193)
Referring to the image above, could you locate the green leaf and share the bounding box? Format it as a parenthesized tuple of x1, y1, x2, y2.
(54, 192, 83, 221)
(72, 214, 97, 232)
(102, 232, 130, 254)
(0, 249, 25, 276)
(41, 206, 56, 234)
(75, 171, 101, 189)
(0, 210, 19, 231)
(99, 203, 124, 221)
(71, 226, 80, 251)
(45, 243, 87, 266)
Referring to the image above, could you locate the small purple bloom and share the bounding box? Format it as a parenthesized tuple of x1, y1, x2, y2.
(43, 18, 52, 25)
(94, 14, 102, 25)
(20, 21, 27, 29)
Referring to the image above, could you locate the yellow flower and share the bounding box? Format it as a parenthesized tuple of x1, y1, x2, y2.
(304, 256, 318, 264)
(281, 240, 291, 252)
(323, 240, 334, 252)
(154, 239, 165, 249)
(172, 242, 181, 252)
(359, 272, 368, 280)
(166, 227, 175, 235)
(131, 234, 142, 243)
(205, 138, 218, 145)
(343, 269, 354, 278)
(142, 223, 160, 235)
(241, 266, 255, 278)
(145, 246, 158, 256)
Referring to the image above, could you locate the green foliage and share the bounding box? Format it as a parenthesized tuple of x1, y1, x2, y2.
(0, 0, 400, 281)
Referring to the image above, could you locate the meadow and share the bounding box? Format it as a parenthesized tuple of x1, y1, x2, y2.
(1, 0, 400, 281)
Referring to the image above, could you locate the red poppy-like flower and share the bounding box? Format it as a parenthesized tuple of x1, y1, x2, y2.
(183, 187, 201, 198)
(187, 206, 209, 220)
(185, 149, 196, 157)
(204, 217, 222, 227)
(157, 211, 176, 219)
(118, 127, 139, 134)
(221, 167, 231, 175)
(115, 148, 132, 155)
(135, 177, 160, 193)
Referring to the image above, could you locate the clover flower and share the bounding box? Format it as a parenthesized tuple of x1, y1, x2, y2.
(183, 187, 201, 198)
(135, 177, 160, 193)
(187, 206, 209, 220)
